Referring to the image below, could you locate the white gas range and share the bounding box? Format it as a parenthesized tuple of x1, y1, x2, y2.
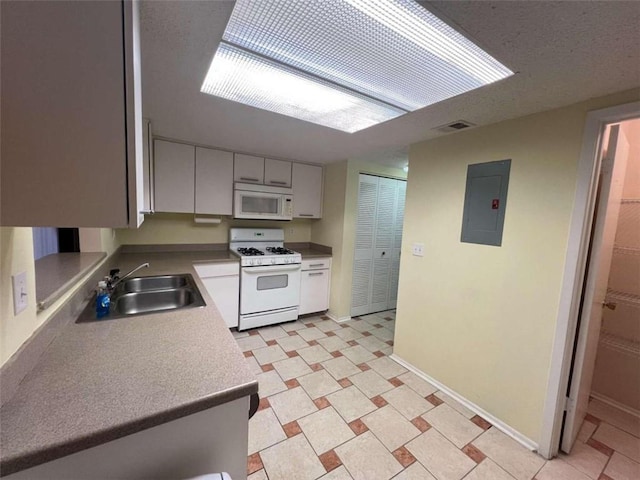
(230, 228, 302, 330)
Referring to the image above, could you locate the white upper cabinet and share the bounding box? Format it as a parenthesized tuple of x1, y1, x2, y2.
(264, 159, 292, 187)
(154, 140, 195, 214)
(0, 0, 144, 228)
(292, 163, 324, 218)
(195, 147, 234, 215)
(234, 154, 264, 184)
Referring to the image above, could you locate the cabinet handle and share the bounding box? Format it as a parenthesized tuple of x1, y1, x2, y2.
(299, 213, 314, 217)
(269, 180, 287, 185)
(240, 177, 260, 182)
(309, 263, 324, 267)
(309, 272, 324, 276)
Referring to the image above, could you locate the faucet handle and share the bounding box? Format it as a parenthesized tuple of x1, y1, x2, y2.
(109, 269, 120, 278)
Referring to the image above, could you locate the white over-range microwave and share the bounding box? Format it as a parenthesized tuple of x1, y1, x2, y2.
(234, 183, 293, 221)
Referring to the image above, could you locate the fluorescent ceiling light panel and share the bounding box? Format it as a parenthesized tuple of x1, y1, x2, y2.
(202, 44, 405, 133)
(201, 0, 513, 133)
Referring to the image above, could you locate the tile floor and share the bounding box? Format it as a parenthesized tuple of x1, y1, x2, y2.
(234, 311, 640, 480)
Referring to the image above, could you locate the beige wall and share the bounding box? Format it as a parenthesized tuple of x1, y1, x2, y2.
(394, 89, 640, 444)
(79, 228, 120, 255)
(1, 228, 117, 365)
(311, 160, 406, 320)
(1, 228, 39, 364)
(311, 161, 349, 317)
(116, 214, 313, 245)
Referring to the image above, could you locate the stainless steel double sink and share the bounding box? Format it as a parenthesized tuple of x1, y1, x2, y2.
(81, 274, 206, 321)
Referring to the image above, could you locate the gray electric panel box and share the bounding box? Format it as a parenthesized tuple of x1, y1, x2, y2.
(461, 159, 511, 246)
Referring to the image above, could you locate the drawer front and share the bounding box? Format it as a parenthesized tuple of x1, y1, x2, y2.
(301, 258, 331, 271)
(194, 262, 239, 278)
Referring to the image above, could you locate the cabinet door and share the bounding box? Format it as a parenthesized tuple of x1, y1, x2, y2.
(195, 147, 233, 215)
(1, 0, 140, 227)
(142, 119, 153, 214)
(154, 140, 195, 213)
(292, 163, 323, 218)
(234, 154, 264, 184)
(300, 269, 330, 315)
(264, 159, 292, 187)
(201, 276, 240, 328)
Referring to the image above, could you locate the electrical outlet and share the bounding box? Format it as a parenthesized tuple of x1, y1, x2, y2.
(12, 271, 28, 315)
(288, 227, 295, 236)
(412, 243, 425, 257)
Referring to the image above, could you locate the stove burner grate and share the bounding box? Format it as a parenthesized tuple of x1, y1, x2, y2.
(237, 247, 264, 256)
(265, 247, 295, 255)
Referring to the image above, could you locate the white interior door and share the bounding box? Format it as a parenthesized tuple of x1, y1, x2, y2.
(371, 177, 397, 312)
(561, 124, 630, 453)
(352, 175, 378, 316)
(352, 174, 406, 317)
(388, 180, 406, 308)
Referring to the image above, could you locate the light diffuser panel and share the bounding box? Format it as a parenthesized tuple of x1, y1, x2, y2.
(201, 0, 513, 132)
(201, 44, 405, 133)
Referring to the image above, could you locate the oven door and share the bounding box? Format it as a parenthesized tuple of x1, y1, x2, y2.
(240, 264, 301, 315)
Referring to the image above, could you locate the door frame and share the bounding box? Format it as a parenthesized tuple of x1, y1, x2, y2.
(538, 101, 640, 459)
(350, 173, 407, 317)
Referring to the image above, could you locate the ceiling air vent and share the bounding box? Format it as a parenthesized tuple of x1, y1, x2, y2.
(435, 120, 476, 133)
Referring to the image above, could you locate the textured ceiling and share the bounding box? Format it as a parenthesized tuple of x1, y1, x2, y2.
(140, 1, 640, 168)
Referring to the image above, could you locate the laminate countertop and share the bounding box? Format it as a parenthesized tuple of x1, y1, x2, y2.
(0, 251, 256, 476)
(296, 248, 332, 259)
(285, 243, 332, 259)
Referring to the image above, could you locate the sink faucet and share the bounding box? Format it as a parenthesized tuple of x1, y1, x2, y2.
(107, 263, 150, 291)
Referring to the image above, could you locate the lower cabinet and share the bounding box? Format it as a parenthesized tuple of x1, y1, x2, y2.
(194, 263, 239, 328)
(193, 258, 331, 327)
(4, 397, 250, 480)
(299, 258, 331, 315)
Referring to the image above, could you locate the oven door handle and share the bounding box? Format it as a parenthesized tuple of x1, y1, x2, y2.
(243, 264, 301, 273)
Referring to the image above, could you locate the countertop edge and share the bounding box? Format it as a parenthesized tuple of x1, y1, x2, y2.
(0, 380, 258, 476)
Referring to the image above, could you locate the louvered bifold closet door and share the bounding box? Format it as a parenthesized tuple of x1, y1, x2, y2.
(371, 177, 397, 312)
(351, 174, 406, 317)
(351, 175, 378, 316)
(388, 180, 406, 308)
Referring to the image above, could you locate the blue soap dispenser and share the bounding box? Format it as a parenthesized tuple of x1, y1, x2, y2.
(96, 280, 110, 319)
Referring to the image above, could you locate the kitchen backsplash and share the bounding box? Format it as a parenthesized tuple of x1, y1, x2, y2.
(115, 213, 313, 245)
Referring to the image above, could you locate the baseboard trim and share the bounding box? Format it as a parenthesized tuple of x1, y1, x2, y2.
(389, 353, 539, 452)
(326, 311, 351, 323)
(590, 391, 640, 419)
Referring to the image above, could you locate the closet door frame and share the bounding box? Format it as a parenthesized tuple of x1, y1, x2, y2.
(351, 173, 406, 317)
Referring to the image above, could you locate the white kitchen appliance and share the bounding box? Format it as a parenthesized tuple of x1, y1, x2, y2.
(233, 183, 293, 221)
(230, 228, 302, 330)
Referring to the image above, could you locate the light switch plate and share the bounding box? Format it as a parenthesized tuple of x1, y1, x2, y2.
(12, 271, 28, 315)
(412, 243, 425, 257)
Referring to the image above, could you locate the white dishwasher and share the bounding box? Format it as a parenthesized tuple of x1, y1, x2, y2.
(299, 258, 331, 315)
